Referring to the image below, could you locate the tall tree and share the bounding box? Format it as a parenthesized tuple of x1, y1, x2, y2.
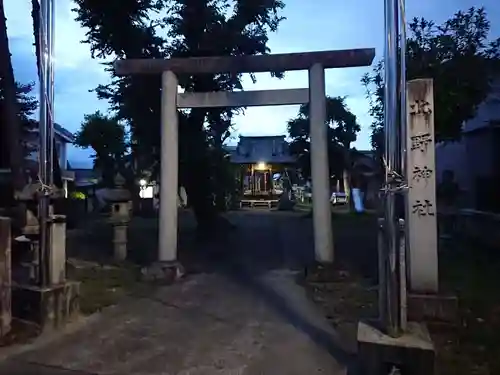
(362, 7, 500, 153)
(0, 0, 25, 193)
(0, 82, 38, 161)
(72, 0, 285, 231)
(74, 111, 128, 187)
(287, 96, 361, 200)
(30, 0, 41, 77)
(15, 82, 38, 158)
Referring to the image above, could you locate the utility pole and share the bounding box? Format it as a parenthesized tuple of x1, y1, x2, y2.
(380, 0, 407, 337)
(37, 0, 55, 286)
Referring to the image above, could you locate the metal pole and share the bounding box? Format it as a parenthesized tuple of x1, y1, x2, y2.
(37, 0, 48, 287)
(399, 0, 409, 319)
(46, 0, 56, 283)
(47, 0, 55, 186)
(399, 0, 407, 183)
(37, 0, 55, 287)
(383, 0, 402, 337)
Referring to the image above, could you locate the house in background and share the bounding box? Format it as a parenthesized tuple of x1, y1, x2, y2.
(70, 167, 100, 189)
(25, 123, 75, 196)
(436, 80, 500, 211)
(350, 149, 380, 206)
(223, 145, 237, 157)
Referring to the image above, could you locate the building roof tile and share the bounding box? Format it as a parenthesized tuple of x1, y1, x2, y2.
(229, 135, 295, 164)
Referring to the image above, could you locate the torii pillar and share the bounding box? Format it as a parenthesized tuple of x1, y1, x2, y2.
(114, 49, 375, 276)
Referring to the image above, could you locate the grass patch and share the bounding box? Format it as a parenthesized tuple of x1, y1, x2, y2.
(431, 243, 500, 375)
(304, 212, 500, 374)
(305, 266, 378, 352)
(67, 260, 146, 315)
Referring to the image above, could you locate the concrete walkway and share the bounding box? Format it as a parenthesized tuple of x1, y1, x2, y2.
(0, 211, 355, 375)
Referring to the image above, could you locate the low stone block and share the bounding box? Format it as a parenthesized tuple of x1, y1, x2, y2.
(11, 281, 80, 332)
(408, 293, 458, 323)
(357, 320, 435, 375)
(140, 261, 185, 284)
(49, 215, 67, 285)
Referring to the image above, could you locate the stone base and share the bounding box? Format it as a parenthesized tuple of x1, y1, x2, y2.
(304, 262, 349, 283)
(357, 320, 435, 375)
(408, 293, 458, 323)
(11, 281, 80, 332)
(140, 261, 185, 284)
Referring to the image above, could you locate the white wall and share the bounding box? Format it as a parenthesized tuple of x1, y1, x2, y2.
(26, 134, 69, 170)
(139, 185, 154, 198)
(435, 80, 500, 208)
(463, 80, 500, 133)
(435, 141, 468, 188)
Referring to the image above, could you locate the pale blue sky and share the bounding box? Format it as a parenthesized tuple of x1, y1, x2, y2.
(5, 0, 500, 167)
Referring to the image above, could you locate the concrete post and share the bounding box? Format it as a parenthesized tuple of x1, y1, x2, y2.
(159, 71, 179, 262)
(308, 63, 334, 263)
(0, 217, 11, 337)
(49, 215, 66, 284)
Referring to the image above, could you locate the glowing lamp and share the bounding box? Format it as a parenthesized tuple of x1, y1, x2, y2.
(256, 162, 267, 171)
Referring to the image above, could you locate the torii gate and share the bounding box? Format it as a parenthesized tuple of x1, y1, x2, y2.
(114, 48, 375, 267)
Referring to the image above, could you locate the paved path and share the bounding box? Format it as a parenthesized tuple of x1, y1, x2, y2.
(0, 211, 359, 375)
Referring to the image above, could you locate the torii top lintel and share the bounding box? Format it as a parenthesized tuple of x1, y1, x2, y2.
(114, 48, 375, 75)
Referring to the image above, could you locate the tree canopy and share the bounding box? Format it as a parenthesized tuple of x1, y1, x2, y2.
(287, 96, 361, 180)
(72, 0, 286, 229)
(0, 0, 26, 192)
(74, 111, 128, 186)
(0, 82, 38, 160)
(362, 7, 500, 153)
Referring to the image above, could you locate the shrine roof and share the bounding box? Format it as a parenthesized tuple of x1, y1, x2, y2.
(229, 135, 295, 164)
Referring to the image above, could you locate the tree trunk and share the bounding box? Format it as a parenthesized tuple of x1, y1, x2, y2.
(181, 108, 218, 233)
(0, 0, 24, 193)
(213, 145, 230, 212)
(343, 169, 351, 200)
(214, 167, 227, 212)
(343, 147, 355, 211)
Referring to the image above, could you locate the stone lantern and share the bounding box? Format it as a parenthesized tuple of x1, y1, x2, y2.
(107, 173, 132, 261)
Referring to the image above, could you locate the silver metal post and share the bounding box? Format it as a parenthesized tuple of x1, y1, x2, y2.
(399, 0, 407, 182)
(37, 0, 48, 286)
(38, 0, 48, 184)
(382, 0, 403, 337)
(399, 0, 409, 310)
(37, 0, 55, 286)
(47, 0, 55, 185)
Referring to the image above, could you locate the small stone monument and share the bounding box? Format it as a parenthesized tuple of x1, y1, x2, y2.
(277, 190, 295, 210)
(108, 173, 132, 261)
(10, 179, 80, 332)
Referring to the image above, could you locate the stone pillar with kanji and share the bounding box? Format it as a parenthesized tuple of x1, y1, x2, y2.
(406, 78, 438, 293)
